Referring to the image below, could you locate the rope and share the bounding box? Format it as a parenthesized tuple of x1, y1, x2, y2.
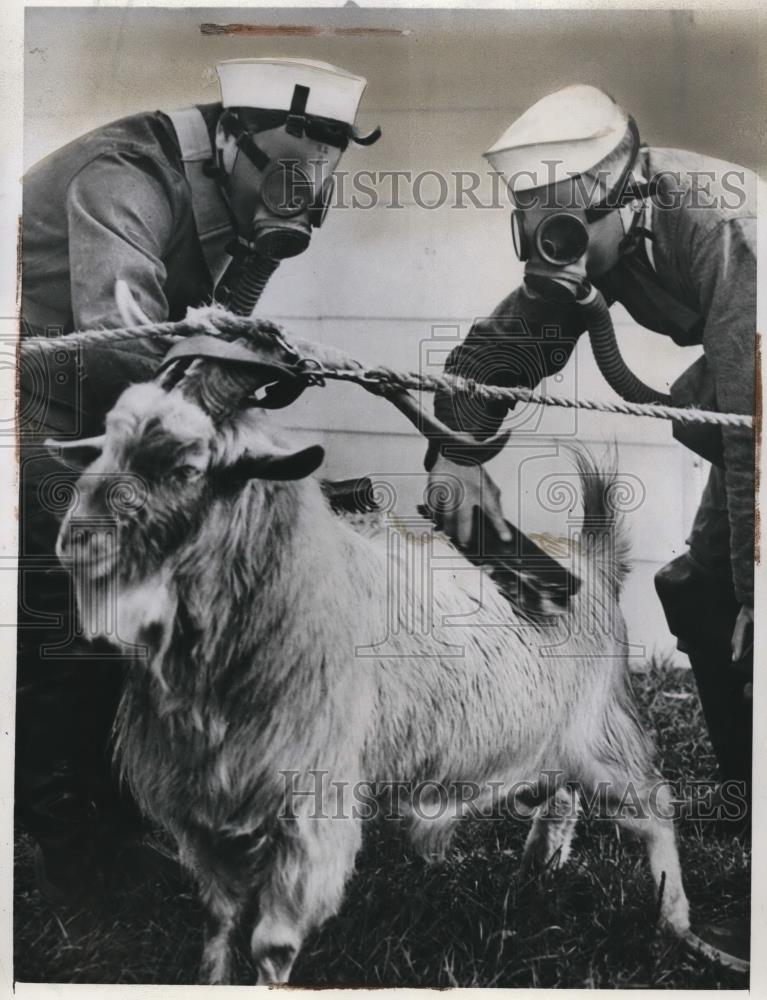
(343, 369, 753, 429)
(20, 313, 754, 430)
(22, 317, 235, 353)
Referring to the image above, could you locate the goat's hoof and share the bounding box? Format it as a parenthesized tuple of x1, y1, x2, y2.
(199, 958, 233, 986)
(682, 919, 749, 974)
(200, 971, 232, 987)
(658, 895, 690, 939)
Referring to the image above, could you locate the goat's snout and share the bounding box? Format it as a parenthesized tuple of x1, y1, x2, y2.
(56, 519, 116, 562)
(56, 508, 119, 578)
(55, 469, 147, 565)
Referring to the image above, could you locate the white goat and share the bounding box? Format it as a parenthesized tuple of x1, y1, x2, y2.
(51, 350, 689, 984)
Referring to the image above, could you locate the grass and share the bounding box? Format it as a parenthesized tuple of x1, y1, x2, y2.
(14, 660, 750, 988)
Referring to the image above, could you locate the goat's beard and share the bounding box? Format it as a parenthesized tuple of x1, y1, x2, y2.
(73, 544, 178, 658)
(73, 529, 119, 581)
(72, 547, 124, 643)
(71, 501, 204, 646)
(68, 523, 166, 645)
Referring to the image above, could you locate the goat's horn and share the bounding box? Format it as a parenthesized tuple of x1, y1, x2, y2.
(178, 361, 278, 423)
(163, 337, 306, 422)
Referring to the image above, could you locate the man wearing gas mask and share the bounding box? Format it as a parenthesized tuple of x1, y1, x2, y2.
(427, 86, 755, 836)
(19, 57, 380, 909)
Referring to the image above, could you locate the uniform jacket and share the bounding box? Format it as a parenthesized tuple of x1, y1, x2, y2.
(434, 148, 757, 606)
(21, 103, 232, 421)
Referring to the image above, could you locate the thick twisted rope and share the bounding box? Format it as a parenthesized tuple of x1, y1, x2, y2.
(347, 368, 753, 429)
(20, 315, 754, 430)
(22, 319, 198, 353)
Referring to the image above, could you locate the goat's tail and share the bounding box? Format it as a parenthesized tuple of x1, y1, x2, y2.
(570, 446, 632, 593)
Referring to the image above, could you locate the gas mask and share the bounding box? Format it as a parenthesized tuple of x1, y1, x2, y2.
(506, 118, 671, 407)
(212, 96, 380, 316)
(220, 121, 338, 259)
(216, 100, 381, 261)
(510, 117, 651, 305)
(511, 195, 669, 407)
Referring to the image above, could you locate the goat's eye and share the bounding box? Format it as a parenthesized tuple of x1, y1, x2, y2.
(172, 465, 202, 484)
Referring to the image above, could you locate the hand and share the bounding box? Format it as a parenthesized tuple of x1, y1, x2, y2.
(731, 604, 754, 663)
(426, 453, 511, 547)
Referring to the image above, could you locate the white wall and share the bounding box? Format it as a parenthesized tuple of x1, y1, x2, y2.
(25, 8, 761, 664)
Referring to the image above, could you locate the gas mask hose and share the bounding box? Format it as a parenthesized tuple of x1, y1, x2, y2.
(216, 251, 280, 317)
(578, 284, 672, 405)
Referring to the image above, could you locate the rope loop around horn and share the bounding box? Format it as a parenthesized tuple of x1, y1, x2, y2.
(156, 332, 308, 421)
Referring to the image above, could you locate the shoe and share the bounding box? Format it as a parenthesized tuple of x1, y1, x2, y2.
(683, 917, 750, 974)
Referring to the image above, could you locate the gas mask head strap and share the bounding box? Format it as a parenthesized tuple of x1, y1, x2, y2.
(583, 117, 656, 223)
(219, 110, 271, 171)
(221, 99, 382, 168)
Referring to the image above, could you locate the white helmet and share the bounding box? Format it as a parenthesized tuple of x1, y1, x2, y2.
(216, 57, 368, 126)
(484, 85, 631, 194)
(213, 57, 380, 262)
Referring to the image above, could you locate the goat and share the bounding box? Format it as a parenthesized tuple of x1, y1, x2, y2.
(51, 336, 690, 984)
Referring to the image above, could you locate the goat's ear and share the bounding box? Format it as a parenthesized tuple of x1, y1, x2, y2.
(226, 442, 325, 483)
(44, 435, 105, 471)
(114, 279, 152, 326)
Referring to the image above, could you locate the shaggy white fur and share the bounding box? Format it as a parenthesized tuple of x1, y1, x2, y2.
(55, 384, 690, 986)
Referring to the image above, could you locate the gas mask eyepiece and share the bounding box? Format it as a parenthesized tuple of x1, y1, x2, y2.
(260, 162, 313, 218)
(257, 160, 336, 224)
(250, 160, 319, 258)
(535, 213, 590, 266)
(513, 210, 592, 303)
(512, 211, 591, 265)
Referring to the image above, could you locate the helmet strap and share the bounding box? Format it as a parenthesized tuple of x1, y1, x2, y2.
(285, 84, 310, 137)
(584, 116, 642, 222)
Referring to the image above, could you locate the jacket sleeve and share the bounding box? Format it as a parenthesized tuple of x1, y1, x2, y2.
(691, 218, 756, 607)
(432, 285, 588, 446)
(65, 152, 182, 407)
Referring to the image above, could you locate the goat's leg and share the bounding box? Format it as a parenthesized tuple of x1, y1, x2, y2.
(611, 778, 689, 935)
(249, 813, 362, 984)
(577, 708, 690, 936)
(199, 884, 240, 985)
(521, 786, 580, 873)
(177, 830, 254, 985)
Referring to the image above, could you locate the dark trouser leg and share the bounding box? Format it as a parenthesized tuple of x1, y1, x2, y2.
(655, 467, 752, 800)
(659, 470, 751, 969)
(684, 633, 752, 792)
